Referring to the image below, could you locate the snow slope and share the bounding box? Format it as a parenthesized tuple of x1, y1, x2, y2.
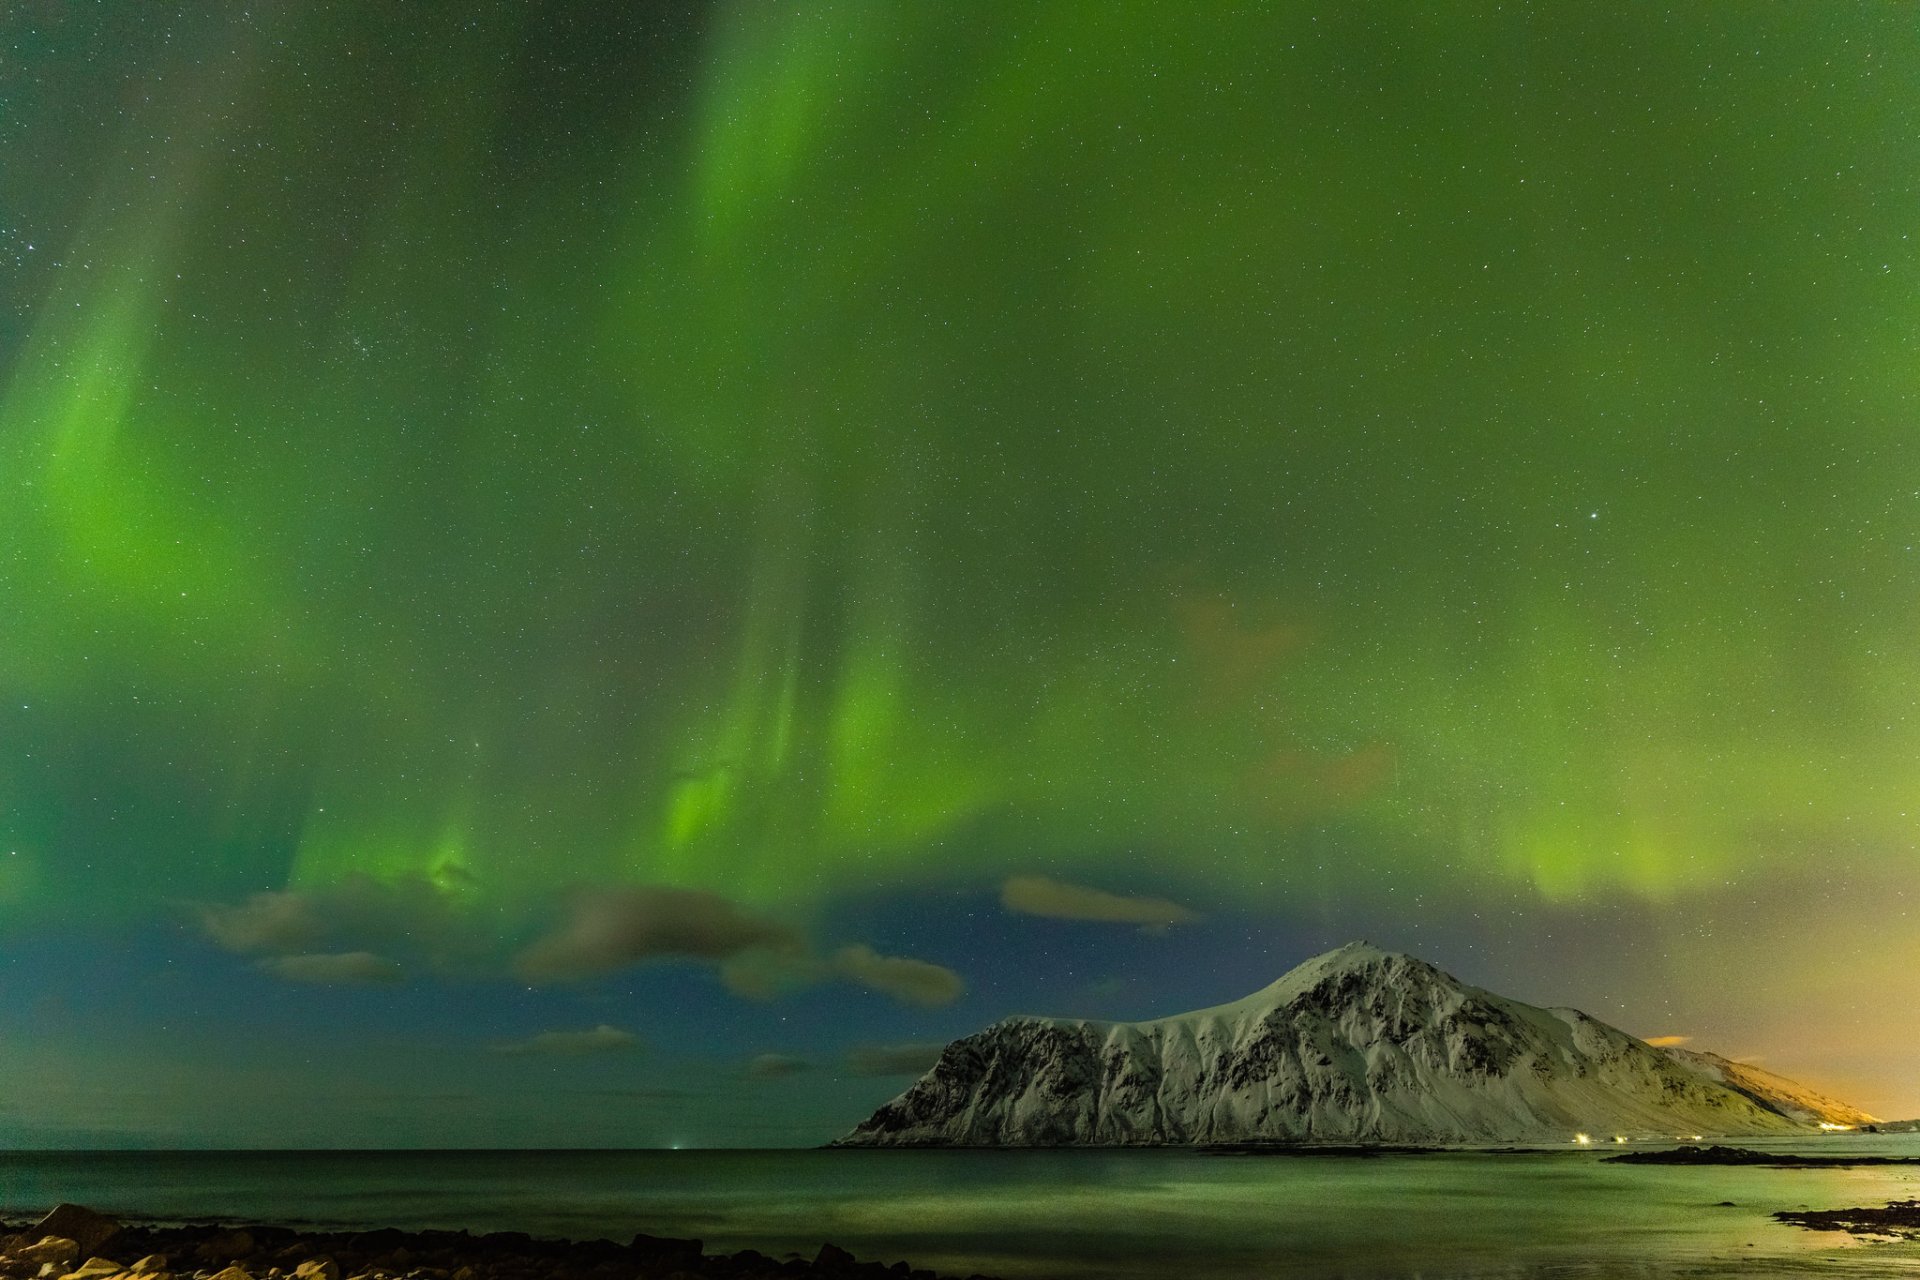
(838, 943, 1819, 1146)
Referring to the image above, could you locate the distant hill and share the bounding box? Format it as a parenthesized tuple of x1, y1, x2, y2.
(838, 942, 1855, 1147)
(1661, 1047, 1877, 1129)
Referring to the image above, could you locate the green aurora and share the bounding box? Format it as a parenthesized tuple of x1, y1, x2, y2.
(3, 2, 1918, 1135)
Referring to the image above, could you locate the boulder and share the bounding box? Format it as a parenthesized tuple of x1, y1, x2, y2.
(127, 1259, 168, 1276)
(27, 1210, 120, 1261)
(57, 1260, 122, 1280)
(342, 1234, 402, 1256)
(206, 1266, 254, 1280)
(813, 1244, 857, 1274)
(15, 1241, 79, 1271)
(627, 1236, 701, 1268)
(196, 1235, 256, 1266)
(290, 1259, 338, 1280)
(477, 1234, 531, 1252)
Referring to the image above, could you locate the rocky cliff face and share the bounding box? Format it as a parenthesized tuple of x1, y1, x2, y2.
(837, 942, 1822, 1146)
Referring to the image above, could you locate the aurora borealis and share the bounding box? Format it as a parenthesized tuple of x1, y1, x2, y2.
(2, 2, 1918, 1145)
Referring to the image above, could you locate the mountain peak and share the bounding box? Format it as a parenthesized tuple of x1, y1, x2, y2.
(837, 942, 1846, 1147)
(1249, 939, 1444, 1001)
(1303, 939, 1402, 968)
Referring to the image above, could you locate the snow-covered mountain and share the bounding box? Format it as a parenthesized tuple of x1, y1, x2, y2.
(1661, 1046, 1878, 1128)
(837, 942, 1829, 1147)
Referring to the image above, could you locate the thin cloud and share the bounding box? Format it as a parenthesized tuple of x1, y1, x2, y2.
(845, 1042, 946, 1077)
(747, 1053, 813, 1079)
(492, 1025, 642, 1056)
(1645, 1034, 1692, 1048)
(1001, 875, 1201, 930)
(258, 951, 404, 986)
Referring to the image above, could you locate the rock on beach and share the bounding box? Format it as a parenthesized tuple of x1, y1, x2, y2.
(0, 1209, 993, 1280)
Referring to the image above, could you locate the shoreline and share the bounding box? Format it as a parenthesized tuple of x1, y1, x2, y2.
(1, 1207, 998, 1280)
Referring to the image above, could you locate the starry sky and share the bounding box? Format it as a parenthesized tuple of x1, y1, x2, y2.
(2, 1, 1917, 1147)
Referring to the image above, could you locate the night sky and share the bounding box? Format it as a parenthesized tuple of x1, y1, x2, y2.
(3, 2, 1917, 1147)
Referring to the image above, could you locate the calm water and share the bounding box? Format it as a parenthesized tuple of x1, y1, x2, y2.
(4, 1141, 1920, 1279)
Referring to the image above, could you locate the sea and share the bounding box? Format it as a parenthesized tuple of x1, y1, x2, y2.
(4, 1138, 1919, 1280)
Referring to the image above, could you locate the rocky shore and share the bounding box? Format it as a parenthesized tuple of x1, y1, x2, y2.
(1775, 1201, 1920, 1240)
(1603, 1144, 1920, 1167)
(0, 1206, 995, 1280)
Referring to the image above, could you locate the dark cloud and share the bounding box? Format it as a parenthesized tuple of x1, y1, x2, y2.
(491, 1025, 642, 1056)
(831, 944, 965, 1007)
(514, 887, 965, 1007)
(515, 886, 803, 982)
(719, 943, 967, 1008)
(845, 1041, 946, 1077)
(257, 951, 404, 986)
(1001, 875, 1201, 930)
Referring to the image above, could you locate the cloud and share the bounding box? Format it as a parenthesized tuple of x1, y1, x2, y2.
(831, 944, 965, 1007)
(514, 886, 964, 1008)
(746, 1053, 812, 1079)
(1000, 875, 1201, 931)
(194, 876, 479, 970)
(845, 1041, 946, 1077)
(717, 944, 964, 1008)
(214, 879, 968, 1010)
(515, 886, 803, 982)
(200, 892, 328, 953)
(1644, 1034, 1692, 1048)
(491, 1025, 642, 1056)
(257, 951, 405, 986)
